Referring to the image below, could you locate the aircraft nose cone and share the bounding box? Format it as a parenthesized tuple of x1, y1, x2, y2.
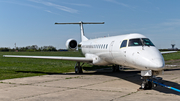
(149, 58, 165, 70)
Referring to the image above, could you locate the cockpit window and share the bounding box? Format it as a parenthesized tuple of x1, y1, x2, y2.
(128, 38, 142, 46)
(120, 40, 127, 48)
(142, 38, 155, 46)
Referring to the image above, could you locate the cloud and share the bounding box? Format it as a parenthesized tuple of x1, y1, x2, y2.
(147, 19, 180, 32)
(63, 2, 91, 7)
(44, 10, 61, 15)
(28, 0, 78, 13)
(105, 0, 130, 8)
(44, 10, 53, 13)
(0, 0, 41, 9)
(1, 0, 78, 14)
(148, 19, 180, 32)
(161, 19, 180, 26)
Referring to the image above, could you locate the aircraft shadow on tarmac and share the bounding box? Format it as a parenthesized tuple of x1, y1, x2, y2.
(16, 68, 180, 95)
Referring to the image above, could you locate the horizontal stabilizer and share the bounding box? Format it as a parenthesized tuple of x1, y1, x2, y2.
(55, 21, 104, 42)
(55, 22, 104, 24)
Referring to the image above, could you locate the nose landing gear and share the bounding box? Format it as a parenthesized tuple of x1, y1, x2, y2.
(140, 70, 163, 90)
(141, 76, 161, 90)
(141, 80, 152, 90)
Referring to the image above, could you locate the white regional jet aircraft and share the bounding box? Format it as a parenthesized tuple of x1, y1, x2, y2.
(3, 21, 176, 90)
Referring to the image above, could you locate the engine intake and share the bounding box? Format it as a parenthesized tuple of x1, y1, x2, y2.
(66, 39, 77, 50)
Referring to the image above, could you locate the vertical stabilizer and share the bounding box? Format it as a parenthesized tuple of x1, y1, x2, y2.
(55, 21, 104, 42)
(79, 21, 88, 42)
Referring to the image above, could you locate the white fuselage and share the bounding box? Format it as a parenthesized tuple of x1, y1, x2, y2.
(80, 33, 165, 71)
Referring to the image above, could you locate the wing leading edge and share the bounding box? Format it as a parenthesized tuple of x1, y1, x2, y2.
(3, 55, 93, 63)
(161, 51, 177, 54)
(3, 51, 177, 63)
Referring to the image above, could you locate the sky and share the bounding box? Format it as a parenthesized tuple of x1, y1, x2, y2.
(0, 0, 180, 49)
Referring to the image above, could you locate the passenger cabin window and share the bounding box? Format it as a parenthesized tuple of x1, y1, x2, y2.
(128, 38, 142, 46)
(120, 40, 127, 48)
(142, 38, 155, 46)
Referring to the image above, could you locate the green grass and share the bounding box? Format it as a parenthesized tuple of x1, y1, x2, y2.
(0, 51, 180, 80)
(0, 51, 84, 80)
(162, 51, 180, 61)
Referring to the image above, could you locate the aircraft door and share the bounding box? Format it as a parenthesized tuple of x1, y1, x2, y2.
(109, 41, 115, 59)
(118, 40, 128, 65)
(89, 42, 92, 53)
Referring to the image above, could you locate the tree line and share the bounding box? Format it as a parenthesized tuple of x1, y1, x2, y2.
(0, 45, 58, 52)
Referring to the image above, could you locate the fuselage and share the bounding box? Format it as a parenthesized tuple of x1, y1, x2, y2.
(79, 33, 165, 71)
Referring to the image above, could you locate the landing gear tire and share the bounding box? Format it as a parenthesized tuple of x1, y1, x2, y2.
(74, 62, 83, 74)
(141, 81, 152, 90)
(75, 66, 83, 74)
(112, 65, 120, 72)
(75, 66, 79, 74)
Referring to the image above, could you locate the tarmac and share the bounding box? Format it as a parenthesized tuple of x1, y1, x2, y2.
(0, 65, 180, 101)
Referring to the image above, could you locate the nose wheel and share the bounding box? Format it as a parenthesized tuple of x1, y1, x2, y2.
(141, 76, 158, 90)
(141, 80, 152, 90)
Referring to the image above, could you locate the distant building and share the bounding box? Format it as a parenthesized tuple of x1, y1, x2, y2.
(168, 44, 178, 51)
(159, 44, 179, 51)
(171, 44, 175, 50)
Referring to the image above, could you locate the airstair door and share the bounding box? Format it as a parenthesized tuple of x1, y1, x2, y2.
(109, 41, 115, 59)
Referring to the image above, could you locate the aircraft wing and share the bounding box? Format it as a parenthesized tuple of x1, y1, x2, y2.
(3, 55, 93, 63)
(161, 51, 177, 54)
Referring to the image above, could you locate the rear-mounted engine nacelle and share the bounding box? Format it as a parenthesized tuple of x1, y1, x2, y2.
(66, 39, 78, 50)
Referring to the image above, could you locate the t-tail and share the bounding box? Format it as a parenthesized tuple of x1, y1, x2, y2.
(55, 21, 104, 42)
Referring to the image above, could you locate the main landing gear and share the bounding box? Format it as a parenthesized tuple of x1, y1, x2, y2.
(74, 62, 84, 74)
(112, 65, 124, 72)
(112, 65, 120, 72)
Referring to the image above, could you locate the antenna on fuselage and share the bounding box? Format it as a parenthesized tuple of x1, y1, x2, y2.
(55, 21, 104, 42)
